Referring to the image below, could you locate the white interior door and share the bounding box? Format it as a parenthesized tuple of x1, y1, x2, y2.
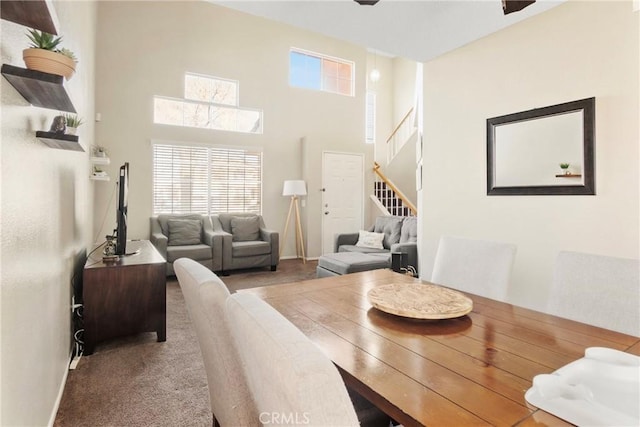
(322, 152, 364, 255)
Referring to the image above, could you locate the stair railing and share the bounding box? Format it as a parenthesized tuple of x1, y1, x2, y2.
(373, 162, 417, 216)
(386, 107, 416, 164)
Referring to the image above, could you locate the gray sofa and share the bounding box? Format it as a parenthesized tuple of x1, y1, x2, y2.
(212, 213, 279, 273)
(150, 214, 223, 276)
(316, 215, 418, 277)
(335, 216, 418, 271)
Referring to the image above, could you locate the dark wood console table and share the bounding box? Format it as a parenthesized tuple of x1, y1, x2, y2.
(83, 240, 166, 355)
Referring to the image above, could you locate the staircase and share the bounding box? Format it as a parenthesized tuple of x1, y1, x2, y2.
(387, 107, 417, 164)
(372, 162, 416, 216)
(375, 64, 421, 217)
(373, 181, 415, 216)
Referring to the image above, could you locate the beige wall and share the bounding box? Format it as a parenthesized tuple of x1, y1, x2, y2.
(368, 51, 393, 167)
(385, 57, 419, 207)
(370, 55, 418, 208)
(0, 2, 97, 425)
(392, 56, 418, 126)
(94, 1, 375, 258)
(366, 51, 393, 221)
(420, 0, 639, 312)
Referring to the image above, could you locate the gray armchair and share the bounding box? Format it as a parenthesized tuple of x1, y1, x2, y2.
(212, 213, 279, 273)
(150, 214, 223, 276)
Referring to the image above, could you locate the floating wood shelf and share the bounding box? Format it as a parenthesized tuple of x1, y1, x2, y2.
(91, 156, 111, 165)
(91, 156, 111, 180)
(35, 131, 83, 152)
(1, 0, 59, 34)
(555, 174, 582, 178)
(1, 64, 75, 112)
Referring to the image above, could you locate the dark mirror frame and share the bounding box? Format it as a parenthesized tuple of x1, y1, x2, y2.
(487, 97, 595, 196)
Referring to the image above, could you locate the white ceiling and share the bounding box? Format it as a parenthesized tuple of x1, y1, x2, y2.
(212, 0, 566, 62)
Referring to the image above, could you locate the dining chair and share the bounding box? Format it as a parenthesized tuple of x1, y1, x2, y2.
(174, 258, 259, 427)
(548, 251, 640, 336)
(225, 292, 360, 427)
(431, 236, 517, 301)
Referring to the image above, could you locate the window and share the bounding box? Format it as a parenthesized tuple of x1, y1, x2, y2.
(365, 90, 376, 144)
(154, 73, 262, 134)
(289, 48, 354, 96)
(184, 73, 238, 106)
(153, 142, 262, 215)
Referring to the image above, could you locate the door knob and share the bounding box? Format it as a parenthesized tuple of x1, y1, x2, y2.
(324, 211, 329, 215)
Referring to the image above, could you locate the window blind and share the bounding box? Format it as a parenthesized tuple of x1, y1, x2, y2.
(153, 143, 262, 215)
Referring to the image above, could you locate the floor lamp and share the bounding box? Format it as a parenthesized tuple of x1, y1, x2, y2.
(281, 180, 307, 263)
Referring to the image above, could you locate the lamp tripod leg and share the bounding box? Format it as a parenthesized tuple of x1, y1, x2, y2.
(294, 198, 306, 263)
(280, 197, 295, 258)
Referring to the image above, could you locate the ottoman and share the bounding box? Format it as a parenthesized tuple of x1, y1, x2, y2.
(316, 252, 391, 278)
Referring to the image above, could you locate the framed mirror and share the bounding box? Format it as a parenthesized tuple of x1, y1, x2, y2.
(487, 97, 595, 195)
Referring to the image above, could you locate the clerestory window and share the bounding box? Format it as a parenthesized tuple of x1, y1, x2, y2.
(154, 72, 262, 134)
(366, 90, 376, 144)
(289, 48, 354, 96)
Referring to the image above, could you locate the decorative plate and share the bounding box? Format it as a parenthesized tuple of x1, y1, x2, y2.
(525, 347, 639, 426)
(367, 283, 473, 319)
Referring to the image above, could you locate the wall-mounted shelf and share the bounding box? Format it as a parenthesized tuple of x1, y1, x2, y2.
(91, 154, 111, 181)
(1, 64, 76, 112)
(0, 0, 59, 35)
(555, 174, 582, 178)
(35, 131, 83, 152)
(91, 156, 111, 165)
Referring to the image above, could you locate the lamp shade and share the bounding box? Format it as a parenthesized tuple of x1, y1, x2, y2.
(369, 68, 381, 82)
(282, 180, 307, 196)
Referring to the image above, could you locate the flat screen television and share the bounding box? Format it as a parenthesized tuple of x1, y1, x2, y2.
(115, 162, 129, 255)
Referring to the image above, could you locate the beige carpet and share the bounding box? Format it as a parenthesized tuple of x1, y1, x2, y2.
(54, 259, 317, 427)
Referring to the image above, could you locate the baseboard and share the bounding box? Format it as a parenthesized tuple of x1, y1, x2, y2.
(47, 353, 72, 427)
(280, 255, 319, 261)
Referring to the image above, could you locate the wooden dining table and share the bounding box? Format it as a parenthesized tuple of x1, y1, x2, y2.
(242, 268, 640, 427)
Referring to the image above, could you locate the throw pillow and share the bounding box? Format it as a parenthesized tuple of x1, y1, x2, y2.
(355, 230, 385, 249)
(168, 219, 202, 246)
(231, 216, 261, 242)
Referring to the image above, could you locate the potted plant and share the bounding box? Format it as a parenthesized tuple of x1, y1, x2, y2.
(559, 163, 570, 175)
(93, 145, 107, 158)
(62, 113, 83, 135)
(92, 166, 107, 178)
(23, 29, 77, 79)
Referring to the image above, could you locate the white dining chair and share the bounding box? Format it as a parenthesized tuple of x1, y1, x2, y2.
(548, 251, 640, 336)
(431, 236, 517, 301)
(225, 292, 360, 427)
(174, 258, 259, 427)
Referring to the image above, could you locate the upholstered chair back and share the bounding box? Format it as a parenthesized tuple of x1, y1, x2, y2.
(174, 258, 258, 426)
(155, 214, 212, 243)
(548, 251, 640, 336)
(217, 213, 265, 236)
(368, 216, 404, 249)
(431, 236, 517, 301)
(225, 293, 359, 427)
(399, 216, 418, 244)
